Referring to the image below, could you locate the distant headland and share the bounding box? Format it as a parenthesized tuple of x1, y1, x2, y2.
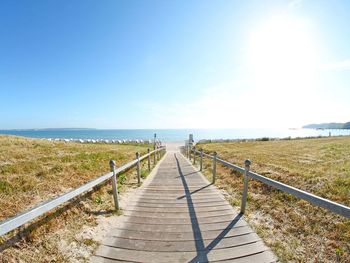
(303, 122, 350, 129)
(0, 128, 96, 131)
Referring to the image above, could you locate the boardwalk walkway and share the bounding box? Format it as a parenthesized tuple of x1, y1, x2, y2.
(91, 149, 276, 263)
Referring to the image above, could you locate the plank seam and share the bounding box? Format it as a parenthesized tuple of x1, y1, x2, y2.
(105, 232, 255, 242)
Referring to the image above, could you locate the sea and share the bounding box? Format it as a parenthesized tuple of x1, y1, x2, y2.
(0, 128, 349, 142)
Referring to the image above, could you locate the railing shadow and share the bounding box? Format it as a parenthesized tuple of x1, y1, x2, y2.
(175, 171, 198, 178)
(174, 153, 208, 262)
(174, 153, 243, 262)
(177, 183, 213, 200)
(188, 213, 242, 263)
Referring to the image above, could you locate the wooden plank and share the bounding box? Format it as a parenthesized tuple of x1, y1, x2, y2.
(106, 226, 254, 241)
(213, 251, 276, 263)
(125, 200, 229, 208)
(119, 214, 245, 225)
(122, 209, 234, 218)
(92, 151, 276, 262)
(112, 220, 247, 233)
(129, 196, 224, 205)
(94, 241, 270, 262)
(91, 250, 276, 263)
(123, 204, 233, 213)
(101, 233, 261, 252)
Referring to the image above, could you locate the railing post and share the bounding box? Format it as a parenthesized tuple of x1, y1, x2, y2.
(109, 160, 119, 210)
(153, 133, 156, 150)
(153, 146, 156, 164)
(136, 152, 141, 185)
(200, 148, 203, 171)
(212, 152, 217, 184)
(160, 146, 164, 159)
(189, 145, 192, 161)
(193, 146, 196, 165)
(241, 159, 251, 214)
(147, 148, 151, 172)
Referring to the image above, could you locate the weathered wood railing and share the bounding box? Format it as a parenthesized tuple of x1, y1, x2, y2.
(182, 145, 350, 218)
(0, 146, 166, 237)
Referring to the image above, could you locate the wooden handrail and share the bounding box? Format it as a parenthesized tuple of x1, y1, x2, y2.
(0, 147, 166, 237)
(187, 147, 350, 218)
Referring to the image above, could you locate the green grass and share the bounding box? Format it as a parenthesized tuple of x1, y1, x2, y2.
(0, 135, 149, 221)
(0, 135, 156, 262)
(197, 136, 350, 263)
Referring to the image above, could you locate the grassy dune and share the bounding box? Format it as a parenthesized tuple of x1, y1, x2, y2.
(198, 136, 350, 262)
(0, 135, 151, 262)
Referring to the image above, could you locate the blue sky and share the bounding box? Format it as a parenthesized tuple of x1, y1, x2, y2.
(1, 0, 350, 129)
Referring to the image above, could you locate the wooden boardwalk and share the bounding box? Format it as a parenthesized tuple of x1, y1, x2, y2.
(91, 151, 276, 263)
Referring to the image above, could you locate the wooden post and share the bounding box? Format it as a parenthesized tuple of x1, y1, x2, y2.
(153, 133, 156, 150)
(193, 146, 196, 165)
(200, 149, 203, 171)
(136, 152, 141, 185)
(147, 148, 151, 172)
(109, 160, 119, 210)
(241, 159, 251, 214)
(153, 146, 156, 164)
(212, 152, 217, 184)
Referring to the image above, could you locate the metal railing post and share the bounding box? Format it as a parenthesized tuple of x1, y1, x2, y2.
(136, 152, 141, 185)
(212, 152, 217, 184)
(109, 160, 119, 210)
(193, 146, 196, 165)
(147, 148, 151, 172)
(241, 159, 251, 214)
(200, 149, 203, 171)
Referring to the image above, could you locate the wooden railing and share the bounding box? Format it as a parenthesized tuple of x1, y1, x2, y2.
(182, 145, 350, 218)
(0, 146, 166, 237)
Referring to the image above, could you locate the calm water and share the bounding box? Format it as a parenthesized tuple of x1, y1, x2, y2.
(1, 128, 349, 142)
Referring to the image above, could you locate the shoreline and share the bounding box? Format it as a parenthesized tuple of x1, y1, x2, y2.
(1, 132, 350, 144)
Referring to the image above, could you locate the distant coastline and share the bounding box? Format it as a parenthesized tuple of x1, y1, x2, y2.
(0, 128, 96, 131)
(303, 122, 350, 129)
(1, 128, 350, 142)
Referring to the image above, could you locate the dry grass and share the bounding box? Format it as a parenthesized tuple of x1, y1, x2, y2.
(0, 135, 155, 262)
(197, 136, 350, 263)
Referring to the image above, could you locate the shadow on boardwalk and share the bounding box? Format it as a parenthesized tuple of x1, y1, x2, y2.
(175, 153, 242, 263)
(92, 151, 276, 262)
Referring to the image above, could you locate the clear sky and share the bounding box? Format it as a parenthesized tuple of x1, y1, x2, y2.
(1, 0, 349, 129)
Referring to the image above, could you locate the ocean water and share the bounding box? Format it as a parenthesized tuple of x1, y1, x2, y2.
(0, 128, 349, 142)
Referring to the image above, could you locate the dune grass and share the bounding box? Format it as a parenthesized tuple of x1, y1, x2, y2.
(197, 136, 350, 262)
(0, 135, 154, 262)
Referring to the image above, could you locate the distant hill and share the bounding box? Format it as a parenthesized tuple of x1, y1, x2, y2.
(343, 122, 350, 129)
(303, 122, 350, 129)
(1, 128, 96, 131)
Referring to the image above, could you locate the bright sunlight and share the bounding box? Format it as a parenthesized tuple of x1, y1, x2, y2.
(248, 15, 318, 92)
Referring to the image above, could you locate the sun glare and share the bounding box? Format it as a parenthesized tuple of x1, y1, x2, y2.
(248, 15, 317, 91)
(242, 15, 321, 127)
